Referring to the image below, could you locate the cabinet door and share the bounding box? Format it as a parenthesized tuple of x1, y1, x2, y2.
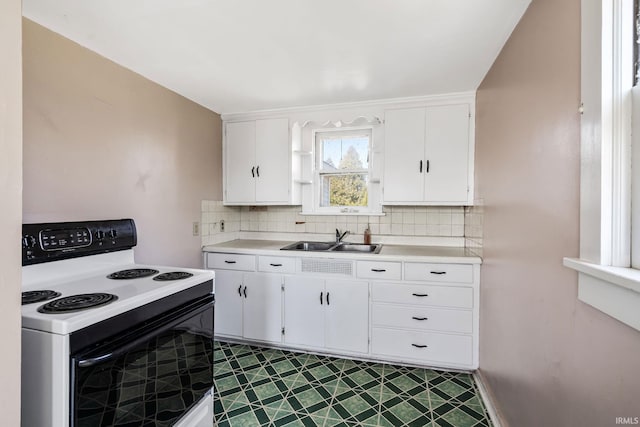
(324, 280, 369, 354)
(424, 104, 470, 203)
(255, 118, 290, 203)
(242, 273, 283, 343)
(283, 276, 325, 348)
(213, 270, 243, 338)
(383, 108, 426, 202)
(225, 121, 256, 203)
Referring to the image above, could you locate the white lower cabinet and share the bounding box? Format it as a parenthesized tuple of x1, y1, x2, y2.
(208, 250, 480, 370)
(214, 270, 283, 344)
(284, 277, 369, 354)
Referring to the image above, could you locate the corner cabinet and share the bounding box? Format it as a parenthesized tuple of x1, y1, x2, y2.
(383, 103, 474, 205)
(224, 118, 296, 204)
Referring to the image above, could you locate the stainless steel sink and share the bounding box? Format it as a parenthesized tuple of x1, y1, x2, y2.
(332, 243, 383, 254)
(280, 241, 382, 254)
(280, 241, 336, 251)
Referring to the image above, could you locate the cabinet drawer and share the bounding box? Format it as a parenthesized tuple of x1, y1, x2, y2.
(258, 256, 296, 274)
(372, 304, 472, 334)
(371, 327, 473, 366)
(356, 261, 401, 280)
(207, 253, 256, 271)
(371, 283, 473, 308)
(404, 263, 473, 283)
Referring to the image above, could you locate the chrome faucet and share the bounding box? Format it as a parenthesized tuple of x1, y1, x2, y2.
(335, 229, 350, 244)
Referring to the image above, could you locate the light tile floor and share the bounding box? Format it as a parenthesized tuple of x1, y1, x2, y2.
(214, 341, 492, 427)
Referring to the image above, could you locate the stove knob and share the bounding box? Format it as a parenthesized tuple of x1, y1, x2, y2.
(96, 230, 105, 240)
(22, 235, 36, 248)
(109, 229, 117, 239)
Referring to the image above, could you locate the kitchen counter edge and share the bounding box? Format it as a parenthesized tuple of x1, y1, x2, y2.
(202, 239, 482, 264)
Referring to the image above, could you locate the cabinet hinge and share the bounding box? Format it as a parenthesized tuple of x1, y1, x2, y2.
(281, 327, 285, 335)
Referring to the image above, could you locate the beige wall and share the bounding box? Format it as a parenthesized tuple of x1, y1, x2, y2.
(0, 0, 22, 424)
(22, 19, 222, 268)
(476, 0, 640, 426)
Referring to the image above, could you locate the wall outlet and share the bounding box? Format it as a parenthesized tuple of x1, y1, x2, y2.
(192, 222, 199, 236)
(220, 220, 225, 232)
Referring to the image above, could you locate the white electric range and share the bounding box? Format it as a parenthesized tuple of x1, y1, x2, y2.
(21, 219, 215, 427)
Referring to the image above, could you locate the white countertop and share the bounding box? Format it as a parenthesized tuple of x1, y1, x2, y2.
(203, 239, 482, 264)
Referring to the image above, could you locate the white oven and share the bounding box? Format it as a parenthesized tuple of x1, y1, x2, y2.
(21, 219, 215, 427)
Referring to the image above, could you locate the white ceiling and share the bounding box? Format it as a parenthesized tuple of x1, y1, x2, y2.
(22, 0, 530, 115)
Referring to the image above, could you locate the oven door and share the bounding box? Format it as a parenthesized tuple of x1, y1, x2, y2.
(70, 295, 214, 427)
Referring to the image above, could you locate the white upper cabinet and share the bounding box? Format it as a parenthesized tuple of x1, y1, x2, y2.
(383, 103, 473, 205)
(224, 117, 293, 204)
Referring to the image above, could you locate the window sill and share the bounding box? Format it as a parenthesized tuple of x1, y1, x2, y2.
(563, 258, 640, 331)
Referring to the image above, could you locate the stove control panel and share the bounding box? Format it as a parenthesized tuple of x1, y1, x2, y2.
(22, 219, 137, 266)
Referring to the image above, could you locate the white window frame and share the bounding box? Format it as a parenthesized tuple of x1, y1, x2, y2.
(564, 0, 640, 331)
(312, 127, 374, 214)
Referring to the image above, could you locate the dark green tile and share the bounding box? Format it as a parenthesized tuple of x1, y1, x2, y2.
(213, 341, 492, 427)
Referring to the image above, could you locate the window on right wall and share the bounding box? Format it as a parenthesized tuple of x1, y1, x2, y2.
(563, 0, 640, 332)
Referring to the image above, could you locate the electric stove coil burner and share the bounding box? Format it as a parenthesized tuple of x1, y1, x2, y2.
(22, 290, 62, 305)
(37, 293, 118, 314)
(107, 268, 159, 280)
(153, 271, 194, 281)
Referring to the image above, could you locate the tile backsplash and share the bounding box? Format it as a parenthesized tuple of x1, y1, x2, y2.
(201, 201, 483, 251)
(464, 201, 484, 256)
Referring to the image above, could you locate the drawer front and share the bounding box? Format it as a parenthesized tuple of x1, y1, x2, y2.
(207, 253, 256, 271)
(372, 283, 473, 308)
(404, 263, 473, 283)
(258, 256, 296, 274)
(372, 304, 472, 334)
(356, 261, 402, 280)
(371, 328, 473, 366)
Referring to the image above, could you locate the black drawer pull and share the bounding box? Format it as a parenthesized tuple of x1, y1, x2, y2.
(371, 268, 386, 272)
(243, 286, 247, 298)
(412, 293, 429, 297)
(412, 316, 428, 321)
(224, 260, 236, 264)
(238, 285, 242, 296)
(430, 271, 446, 275)
(270, 263, 283, 267)
(412, 344, 428, 348)
(327, 292, 330, 305)
(320, 292, 323, 305)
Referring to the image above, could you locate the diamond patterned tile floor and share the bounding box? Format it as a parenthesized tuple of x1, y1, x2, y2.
(214, 341, 492, 427)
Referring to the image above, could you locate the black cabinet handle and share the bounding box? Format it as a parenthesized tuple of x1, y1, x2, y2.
(426, 160, 430, 173)
(419, 160, 423, 173)
(238, 285, 242, 296)
(430, 271, 446, 275)
(243, 286, 247, 298)
(412, 344, 428, 348)
(371, 268, 386, 272)
(327, 292, 330, 305)
(320, 292, 323, 305)
(251, 166, 255, 177)
(412, 293, 429, 297)
(412, 316, 428, 321)
(270, 263, 282, 267)
(224, 260, 236, 264)
(256, 166, 260, 177)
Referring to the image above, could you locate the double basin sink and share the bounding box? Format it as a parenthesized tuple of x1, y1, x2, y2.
(280, 241, 382, 254)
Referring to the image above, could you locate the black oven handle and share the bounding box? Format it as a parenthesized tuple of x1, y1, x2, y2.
(76, 297, 213, 368)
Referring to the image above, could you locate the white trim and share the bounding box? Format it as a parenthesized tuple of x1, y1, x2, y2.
(610, 0, 633, 266)
(564, 258, 640, 331)
(632, 88, 640, 267)
(472, 371, 505, 427)
(221, 92, 476, 122)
